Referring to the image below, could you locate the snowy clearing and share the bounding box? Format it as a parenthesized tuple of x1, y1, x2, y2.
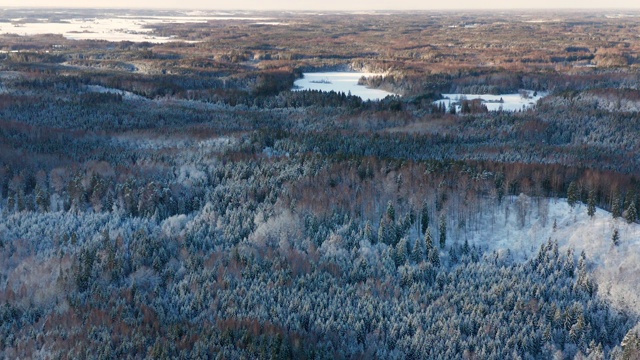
(462, 196, 640, 312)
(85, 85, 147, 101)
(292, 72, 398, 101)
(434, 90, 547, 112)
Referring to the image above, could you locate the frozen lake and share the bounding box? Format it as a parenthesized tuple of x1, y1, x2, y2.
(293, 72, 397, 101)
(434, 90, 546, 112)
(0, 15, 271, 43)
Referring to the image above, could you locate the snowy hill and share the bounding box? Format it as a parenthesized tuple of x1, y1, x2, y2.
(461, 195, 640, 312)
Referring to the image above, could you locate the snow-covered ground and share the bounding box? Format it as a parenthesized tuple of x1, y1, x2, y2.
(460, 196, 640, 312)
(85, 85, 147, 101)
(434, 90, 547, 112)
(292, 72, 398, 101)
(0, 16, 270, 43)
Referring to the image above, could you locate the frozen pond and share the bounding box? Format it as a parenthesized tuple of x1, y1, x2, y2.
(0, 15, 271, 43)
(293, 72, 397, 101)
(434, 90, 547, 112)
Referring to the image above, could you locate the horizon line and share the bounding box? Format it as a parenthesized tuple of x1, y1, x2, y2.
(3, 6, 640, 11)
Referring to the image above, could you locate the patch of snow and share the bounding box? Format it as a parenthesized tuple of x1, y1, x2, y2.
(85, 85, 147, 101)
(605, 13, 640, 19)
(197, 137, 238, 152)
(523, 19, 562, 23)
(462, 195, 640, 312)
(117, 15, 271, 22)
(183, 10, 208, 16)
(161, 214, 189, 238)
(293, 72, 398, 102)
(434, 90, 547, 112)
(0, 15, 270, 43)
(253, 22, 288, 26)
(177, 164, 207, 186)
(1, 17, 169, 43)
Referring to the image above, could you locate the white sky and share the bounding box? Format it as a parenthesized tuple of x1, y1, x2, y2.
(3, 0, 640, 10)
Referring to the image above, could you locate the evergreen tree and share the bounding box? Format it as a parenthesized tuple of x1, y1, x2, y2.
(439, 214, 447, 249)
(420, 201, 430, 235)
(386, 201, 396, 222)
(364, 220, 376, 244)
(587, 341, 604, 359)
(462, 238, 470, 256)
(16, 191, 25, 212)
(104, 230, 118, 277)
(34, 184, 49, 212)
(624, 190, 636, 210)
(612, 190, 622, 218)
(425, 227, 434, 252)
(461, 100, 471, 114)
(399, 267, 413, 287)
(449, 246, 458, 263)
(378, 201, 398, 245)
(495, 172, 505, 203)
(378, 220, 386, 245)
(401, 212, 414, 236)
(411, 234, 425, 263)
(428, 247, 440, 267)
(587, 189, 596, 218)
(567, 181, 579, 207)
(378, 216, 397, 246)
(394, 238, 409, 266)
(6, 193, 15, 212)
(577, 251, 588, 288)
(74, 247, 96, 292)
(612, 229, 620, 246)
(625, 202, 637, 224)
(564, 249, 575, 277)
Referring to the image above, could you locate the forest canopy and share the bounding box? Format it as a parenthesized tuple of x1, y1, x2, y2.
(2, 8, 640, 359)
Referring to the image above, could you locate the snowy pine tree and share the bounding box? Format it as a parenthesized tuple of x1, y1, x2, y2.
(612, 190, 622, 218)
(587, 189, 596, 218)
(612, 229, 620, 246)
(420, 201, 430, 235)
(425, 227, 434, 251)
(386, 201, 396, 222)
(411, 233, 425, 263)
(394, 238, 409, 266)
(439, 215, 447, 249)
(625, 202, 637, 224)
(567, 182, 579, 207)
(428, 247, 440, 267)
(364, 220, 376, 244)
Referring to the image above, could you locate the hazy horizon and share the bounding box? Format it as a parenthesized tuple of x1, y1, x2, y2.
(3, 0, 640, 11)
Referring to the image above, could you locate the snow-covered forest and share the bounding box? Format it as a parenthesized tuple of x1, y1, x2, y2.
(3, 8, 640, 359)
